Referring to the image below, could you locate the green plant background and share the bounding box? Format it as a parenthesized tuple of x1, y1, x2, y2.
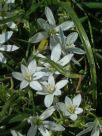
(0, 0, 102, 135)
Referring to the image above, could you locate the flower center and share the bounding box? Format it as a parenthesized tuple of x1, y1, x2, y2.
(24, 72, 33, 81)
(49, 28, 57, 36)
(67, 105, 76, 114)
(32, 117, 43, 126)
(46, 84, 55, 93)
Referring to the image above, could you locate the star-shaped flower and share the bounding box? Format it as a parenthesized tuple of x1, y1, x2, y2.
(12, 60, 45, 90)
(27, 106, 64, 136)
(57, 94, 83, 121)
(77, 118, 102, 136)
(39, 44, 73, 76)
(59, 28, 85, 55)
(29, 6, 74, 49)
(36, 74, 68, 107)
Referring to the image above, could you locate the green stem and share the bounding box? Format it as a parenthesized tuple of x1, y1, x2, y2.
(28, 90, 36, 114)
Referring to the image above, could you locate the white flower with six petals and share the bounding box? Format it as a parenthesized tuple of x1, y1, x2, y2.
(27, 106, 65, 136)
(36, 74, 68, 107)
(29, 7, 74, 49)
(57, 94, 83, 121)
(12, 60, 45, 90)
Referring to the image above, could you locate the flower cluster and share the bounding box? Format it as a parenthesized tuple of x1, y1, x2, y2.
(0, 0, 18, 63)
(11, 6, 85, 136)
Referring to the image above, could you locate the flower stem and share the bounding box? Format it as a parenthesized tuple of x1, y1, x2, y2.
(28, 89, 36, 114)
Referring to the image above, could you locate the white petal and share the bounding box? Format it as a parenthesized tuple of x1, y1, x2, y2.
(76, 127, 93, 136)
(38, 126, 50, 136)
(34, 72, 45, 80)
(51, 44, 61, 62)
(50, 36, 59, 49)
(28, 60, 37, 74)
(4, 0, 15, 4)
(45, 7, 56, 25)
(65, 96, 73, 107)
(73, 94, 81, 107)
(29, 31, 48, 43)
(43, 121, 65, 131)
(27, 125, 37, 136)
(37, 66, 45, 71)
(20, 80, 29, 89)
(11, 130, 24, 136)
(6, 22, 18, 31)
(70, 114, 78, 121)
(36, 91, 48, 95)
(54, 89, 61, 96)
(86, 122, 95, 128)
(37, 53, 46, 59)
(48, 74, 55, 86)
(37, 18, 50, 31)
(59, 28, 66, 44)
(0, 45, 19, 52)
(70, 47, 85, 55)
(56, 21, 74, 32)
(40, 106, 55, 120)
(57, 102, 70, 116)
(91, 128, 100, 136)
(41, 81, 49, 87)
(0, 52, 6, 63)
(75, 107, 83, 114)
(44, 94, 54, 107)
(30, 81, 42, 91)
(58, 54, 73, 66)
(12, 72, 23, 81)
(66, 32, 78, 45)
(21, 64, 28, 75)
(56, 80, 68, 89)
(0, 31, 13, 44)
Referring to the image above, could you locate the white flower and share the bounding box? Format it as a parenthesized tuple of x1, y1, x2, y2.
(39, 44, 73, 76)
(27, 106, 65, 136)
(59, 29, 85, 55)
(12, 60, 45, 90)
(0, 31, 19, 63)
(57, 94, 83, 121)
(36, 74, 68, 107)
(77, 119, 102, 136)
(29, 7, 74, 49)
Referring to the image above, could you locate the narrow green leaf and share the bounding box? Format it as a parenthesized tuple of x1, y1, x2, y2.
(81, 2, 102, 9)
(0, 94, 17, 116)
(61, 4, 97, 103)
(9, 114, 29, 123)
(26, 3, 39, 16)
(44, 57, 81, 78)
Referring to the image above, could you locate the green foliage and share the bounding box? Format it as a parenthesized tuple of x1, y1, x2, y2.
(0, 0, 102, 136)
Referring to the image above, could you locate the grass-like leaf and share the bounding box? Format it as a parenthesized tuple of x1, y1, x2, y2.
(59, 2, 97, 104)
(81, 2, 102, 9)
(44, 57, 81, 78)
